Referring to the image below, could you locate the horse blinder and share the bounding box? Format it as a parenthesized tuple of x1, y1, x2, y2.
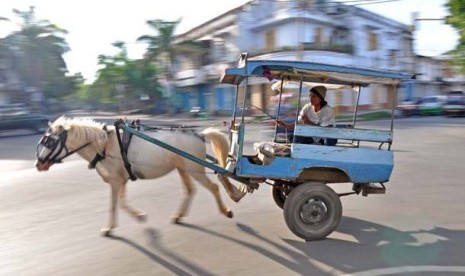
(36, 130, 68, 163)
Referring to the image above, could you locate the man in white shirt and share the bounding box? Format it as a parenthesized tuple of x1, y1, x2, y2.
(277, 85, 335, 144)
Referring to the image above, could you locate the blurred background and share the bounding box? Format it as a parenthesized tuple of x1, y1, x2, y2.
(2, 2, 465, 275)
(1, 0, 464, 125)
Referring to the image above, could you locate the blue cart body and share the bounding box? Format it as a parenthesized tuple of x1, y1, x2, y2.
(221, 55, 413, 188)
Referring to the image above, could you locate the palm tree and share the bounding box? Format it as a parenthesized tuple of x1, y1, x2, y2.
(0, 6, 80, 112)
(10, 7, 70, 91)
(137, 19, 206, 110)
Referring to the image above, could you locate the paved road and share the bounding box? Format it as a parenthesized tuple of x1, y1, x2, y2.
(1, 116, 465, 275)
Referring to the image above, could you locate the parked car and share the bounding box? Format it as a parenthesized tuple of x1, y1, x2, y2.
(397, 98, 421, 116)
(417, 95, 446, 116)
(0, 104, 49, 133)
(443, 91, 465, 117)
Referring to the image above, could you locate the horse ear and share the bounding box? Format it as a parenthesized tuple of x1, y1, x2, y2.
(57, 125, 69, 132)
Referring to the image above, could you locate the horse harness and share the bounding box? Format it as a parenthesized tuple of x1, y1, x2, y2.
(114, 119, 138, 181)
(113, 119, 206, 182)
(36, 125, 110, 169)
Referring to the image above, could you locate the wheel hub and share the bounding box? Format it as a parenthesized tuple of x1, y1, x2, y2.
(300, 199, 328, 225)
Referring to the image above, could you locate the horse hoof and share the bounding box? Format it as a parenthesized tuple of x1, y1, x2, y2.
(226, 210, 234, 218)
(136, 213, 147, 223)
(231, 192, 247, 203)
(172, 216, 182, 224)
(101, 228, 113, 237)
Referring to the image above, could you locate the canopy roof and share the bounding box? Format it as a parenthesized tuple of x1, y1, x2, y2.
(220, 59, 414, 87)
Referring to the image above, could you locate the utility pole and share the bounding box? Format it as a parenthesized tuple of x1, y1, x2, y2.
(410, 12, 447, 98)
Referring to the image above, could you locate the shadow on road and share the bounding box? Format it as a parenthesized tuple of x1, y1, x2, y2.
(178, 217, 465, 275)
(178, 222, 312, 275)
(280, 216, 465, 274)
(107, 233, 196, 275)
(108, 228, 215, 276)
(35, 215, 465, 275)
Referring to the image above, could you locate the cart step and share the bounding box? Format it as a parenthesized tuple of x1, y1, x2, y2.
(362, 183, 386, 196)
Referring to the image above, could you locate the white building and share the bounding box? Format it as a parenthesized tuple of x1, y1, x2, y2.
(173, 0, 416, 114)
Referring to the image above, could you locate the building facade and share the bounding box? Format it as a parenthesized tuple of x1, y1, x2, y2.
(172, 0, 416, 114)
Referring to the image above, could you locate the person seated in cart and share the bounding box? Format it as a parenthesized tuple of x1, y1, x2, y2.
(277, 85, 336, 145)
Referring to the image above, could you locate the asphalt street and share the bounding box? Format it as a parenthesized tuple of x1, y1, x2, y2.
(1, 116, 465, 275)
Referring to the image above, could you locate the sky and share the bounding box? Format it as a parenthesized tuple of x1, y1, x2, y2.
(0, 0, 458, 83)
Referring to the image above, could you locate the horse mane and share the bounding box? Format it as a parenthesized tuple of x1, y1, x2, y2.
(53, 116, 110, 155)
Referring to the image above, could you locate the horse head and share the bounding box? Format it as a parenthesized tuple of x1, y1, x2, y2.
(35, 116, 106, 171)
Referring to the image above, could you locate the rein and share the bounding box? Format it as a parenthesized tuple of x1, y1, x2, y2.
(88, 125, 110, 169)
(37, 125, 110, 167)
(37, 130, 92, 164)
(135, 119, 205, 142)
(134, 119, 199, 132)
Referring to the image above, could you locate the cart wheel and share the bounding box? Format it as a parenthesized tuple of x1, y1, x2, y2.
(272, 185, 287, 209)
(283, 182, 342, 241)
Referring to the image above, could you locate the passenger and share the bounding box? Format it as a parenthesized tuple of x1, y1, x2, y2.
(277, 85, 335, 144)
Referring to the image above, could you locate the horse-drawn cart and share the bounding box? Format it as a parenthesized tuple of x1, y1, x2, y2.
(115, 54, 413, 241)
(36, 53, 413, 241)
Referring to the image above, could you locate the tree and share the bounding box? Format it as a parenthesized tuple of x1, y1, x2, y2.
(91, 41, 162, 111)
(445, 0, 465, 73)
(137, 19, 206, 110)
(1, 6, 81, 100)
(0, 17, 11, 77)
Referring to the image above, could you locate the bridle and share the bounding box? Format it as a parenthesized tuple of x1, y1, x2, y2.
(36, 129, 91, 164)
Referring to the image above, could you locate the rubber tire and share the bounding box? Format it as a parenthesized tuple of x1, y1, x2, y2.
(272, 185, 287, 209)
(283, 182, 342, 241)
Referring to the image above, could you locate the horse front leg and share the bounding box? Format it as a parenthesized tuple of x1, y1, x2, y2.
(101, 181, 120, 236)
(119, 182, 146, 222)
(172, 168, 196, 223)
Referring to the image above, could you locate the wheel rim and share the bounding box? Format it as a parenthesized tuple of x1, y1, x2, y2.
(300, 198, 328, 225)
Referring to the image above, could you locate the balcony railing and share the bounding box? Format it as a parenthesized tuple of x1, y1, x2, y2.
(250, 43, 354, 56)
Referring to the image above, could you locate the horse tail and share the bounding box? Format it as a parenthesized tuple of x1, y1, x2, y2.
(201, 128, 229, 167)
(201, 128, 246, 203)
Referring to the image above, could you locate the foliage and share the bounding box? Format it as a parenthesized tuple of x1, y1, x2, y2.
(445, 0, 465, 73)
(90, 41, 162, 110)
(0, 6, 81, 99)
(2, 11, 208, 112)
(137, 19, 207, 111)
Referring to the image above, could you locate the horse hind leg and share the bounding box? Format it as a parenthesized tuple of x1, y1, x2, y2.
(217, 174, 246, 203)
(172, 168, 197, 223)
(119, 182, 146, 222)
(191, 171, 233, 219)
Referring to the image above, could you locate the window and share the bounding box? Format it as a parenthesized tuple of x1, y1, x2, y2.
(265, 30, 276, 51)
(315, 27, 323, 47)
(389, 49, 397, 66)
(367, 31, 378, 51)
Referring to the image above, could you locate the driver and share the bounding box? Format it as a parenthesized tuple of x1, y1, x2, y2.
(277, 85, 335, 144)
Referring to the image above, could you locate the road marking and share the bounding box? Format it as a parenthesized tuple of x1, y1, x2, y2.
(342, 266, 465, 276)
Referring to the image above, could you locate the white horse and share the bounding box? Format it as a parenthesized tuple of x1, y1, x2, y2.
(35, 116, 245, 236)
